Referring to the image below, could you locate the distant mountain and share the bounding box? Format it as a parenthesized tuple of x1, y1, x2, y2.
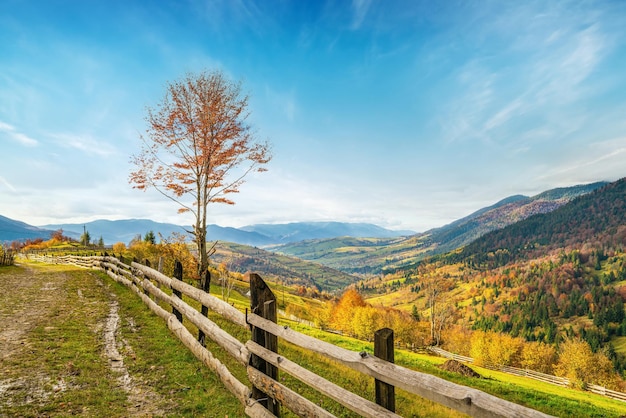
(39, 219, 268, 246)
(0, 215, 53, 243)
(454, 177, 626, 266)
(274, 181, 608, 275)
(241, 222, 414, 243)
(41, 219, 192, 245)
(426, 181, 608, 255)
(35, 219, 408, 246)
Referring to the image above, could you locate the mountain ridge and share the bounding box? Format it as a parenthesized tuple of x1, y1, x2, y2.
(274, 181, 609, 275)
(5, 219, 409, 246)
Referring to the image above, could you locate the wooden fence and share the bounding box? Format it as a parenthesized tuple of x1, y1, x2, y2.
(28, 253, 554, 417)
(0, 250, 15, 266)
(428, 347, 626, 402)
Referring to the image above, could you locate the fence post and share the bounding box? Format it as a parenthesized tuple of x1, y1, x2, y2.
(144, 259, 151, 297)
(249, 273, 280, 416)
(198, 270, 211, 346)
(374, 327, 395, 412)
(172, 260, 183, 323)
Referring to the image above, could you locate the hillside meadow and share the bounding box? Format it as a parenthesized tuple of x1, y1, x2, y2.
(6, 254, 626, 417)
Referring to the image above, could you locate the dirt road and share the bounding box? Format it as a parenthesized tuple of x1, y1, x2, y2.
(0, 262, 168, 417)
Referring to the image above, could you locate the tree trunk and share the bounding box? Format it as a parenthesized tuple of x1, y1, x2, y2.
(196, 224, 208, 280)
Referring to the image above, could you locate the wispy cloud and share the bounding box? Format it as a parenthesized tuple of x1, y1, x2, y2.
(350, 0, 372, 30)
(441, 1, 614, 148)
(0, 176, 16, 192)
(535, 136, 626, 185)
(0, 121, 38, 147)
(51, 133, 116, 157)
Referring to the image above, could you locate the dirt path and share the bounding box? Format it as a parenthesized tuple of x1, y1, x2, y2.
(0, 262, 168, 417)
(102, 291, 165, 415)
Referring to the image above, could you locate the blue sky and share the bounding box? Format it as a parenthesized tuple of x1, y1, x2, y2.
(1, 0, 626, 233)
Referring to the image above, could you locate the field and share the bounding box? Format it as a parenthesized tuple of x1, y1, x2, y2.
(3, 260, 626, 417)
(0, 262, 244, 417)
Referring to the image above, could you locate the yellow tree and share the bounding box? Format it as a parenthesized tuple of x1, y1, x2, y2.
(330, 288, 367, 335)
(555, 338, 621, 389)
(520, 341, 557, 374)
(351, 306, 380, 341)
(130, 70, 271, 279)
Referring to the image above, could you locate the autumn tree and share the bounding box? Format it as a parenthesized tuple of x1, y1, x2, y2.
(130, 70, 271, 279)
(418, 263, 454, 345)
(520, 341, 557, 374)
(555, 338, 621, 389)
(330, 288, 367, 335)
(50, 229, 67, 242)
(112, 242, 126, 254)
(218, 260, 236, 304)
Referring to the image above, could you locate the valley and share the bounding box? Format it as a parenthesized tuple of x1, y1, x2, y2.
(6, 178, 626, 396)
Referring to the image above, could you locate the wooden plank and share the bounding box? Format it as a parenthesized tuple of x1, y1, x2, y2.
(142, 279, 250, 366)
(130, 261, 247, 327)
(246, 313, 554, 418)
(245, 402, 277, 418)
(247, 366, 335, 418)
(246, 341, 401, 418)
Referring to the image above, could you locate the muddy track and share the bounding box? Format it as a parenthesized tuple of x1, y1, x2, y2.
(0, 263, 169, 416)
(102, 291, 165, 416)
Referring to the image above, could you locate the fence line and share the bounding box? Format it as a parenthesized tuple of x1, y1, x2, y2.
(428, 346, 626, 401)
(0, 250, 15, 266)
(27, 253, 554, 417)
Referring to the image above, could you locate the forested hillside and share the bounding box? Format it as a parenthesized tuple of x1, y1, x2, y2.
(211, 242, 360, 292)
(358, 177, 626, 388)
(451, 178, 626, 268)
(275, 182, 606, 275)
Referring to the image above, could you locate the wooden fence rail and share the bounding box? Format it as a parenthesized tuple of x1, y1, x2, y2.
(427, 346, 626, 401)
(26, 253, 554, 417)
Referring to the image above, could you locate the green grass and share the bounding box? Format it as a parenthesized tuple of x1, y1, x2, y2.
(0, 262, 245, 417)
(10, 261, 626, 417)
(110, 277, 246, 416)
(284, 322, 626, 418)
(611, 336, 626, 354)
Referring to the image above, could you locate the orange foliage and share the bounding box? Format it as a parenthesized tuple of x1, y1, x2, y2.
(129, 70, 271, 280)
(330, 288, 366, 334)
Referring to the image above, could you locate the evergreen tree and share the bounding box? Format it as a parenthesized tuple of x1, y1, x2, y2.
(144, 230, 156, 244)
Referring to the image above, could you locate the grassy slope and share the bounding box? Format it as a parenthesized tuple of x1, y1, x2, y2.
(0, 263, 244, 417)
(274, 234, 436, 275)
(7, 261, 626, 417)
(213, 241, 360, 291)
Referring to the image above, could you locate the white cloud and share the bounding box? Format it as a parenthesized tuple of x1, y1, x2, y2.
(51, 133, 117, 157)
(0, 121, 38, 147)
(0, 176, 16, 193)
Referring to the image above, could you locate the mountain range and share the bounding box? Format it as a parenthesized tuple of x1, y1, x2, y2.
(273, 181, 608, 274)
(0, 181, 608, 257)
(0, 217, 412, 246)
